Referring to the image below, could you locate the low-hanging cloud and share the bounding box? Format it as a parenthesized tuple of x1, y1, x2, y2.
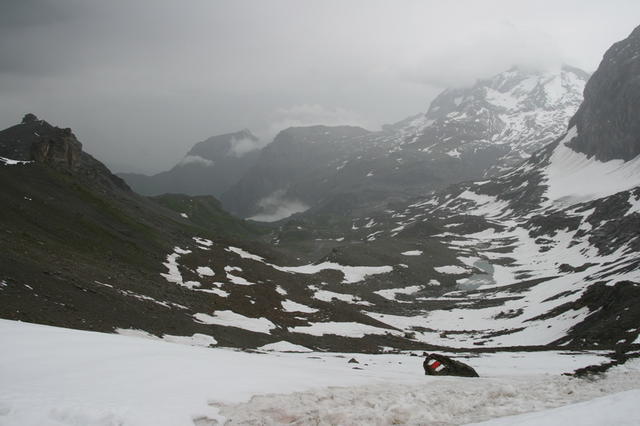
(247, 189, 309, 222)
(228, 136, 263, 157)
(401, 22, 565, 89)
(178, 155, 214, 167)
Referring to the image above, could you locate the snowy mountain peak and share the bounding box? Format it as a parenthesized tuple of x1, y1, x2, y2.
(213, 66, 588, 219)
(354, 33, 640, 352)
(426, 65, 587, 120)
(485, 65, 585, 111)
(400, 65, 589, 175)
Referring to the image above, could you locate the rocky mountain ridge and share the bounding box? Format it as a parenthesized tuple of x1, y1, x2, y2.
(0, 114, 130, 191)
(220, 125, 371, 219)
(298, 28, 640, 350)
(118, 129, 261, 197)
(218, 65, 588, 219)
(1, 26, 639, 354)
(568, 25, 640, 161)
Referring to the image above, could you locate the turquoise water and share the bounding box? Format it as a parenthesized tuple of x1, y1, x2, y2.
(456, 259, 496, 290)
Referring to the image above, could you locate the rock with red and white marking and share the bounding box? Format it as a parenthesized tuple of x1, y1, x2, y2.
(423, 353, 479, 377)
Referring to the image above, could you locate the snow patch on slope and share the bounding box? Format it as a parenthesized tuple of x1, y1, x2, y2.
(281, 300, 318, 313)
(257, 341, 313, 352)
(311, 288, 373, 305)
(374, 285, 422, 301)
(276, 262, 393, 284)
(160, 248, 201, 289)
(401, 250, 423, 256)
(545, 127, 640, 207)
(289, 321, 398, 338)
(0, 156, 33, 166)
(193, 311, 276, 334)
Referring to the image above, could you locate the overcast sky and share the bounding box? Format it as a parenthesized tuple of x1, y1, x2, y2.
(1, 1, 639, 173)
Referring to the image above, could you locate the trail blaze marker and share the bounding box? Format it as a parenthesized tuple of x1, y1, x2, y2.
(428, 359, 445, 372)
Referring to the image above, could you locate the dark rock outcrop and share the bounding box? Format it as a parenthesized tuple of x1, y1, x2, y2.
(0, 114, 130, 191)
(568, 25, 640, 161)
(551, 281, 640, 348)
(21, 113, 39, 124)
(30, 126, 82, 169)
(568, 351, 640, 378)
(423, 353, 479, 377)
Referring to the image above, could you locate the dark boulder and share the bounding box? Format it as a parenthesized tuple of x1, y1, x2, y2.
(423, 353, 479, 377)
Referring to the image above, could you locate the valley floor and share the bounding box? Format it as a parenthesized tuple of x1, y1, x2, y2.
(1, 319, 639, 425)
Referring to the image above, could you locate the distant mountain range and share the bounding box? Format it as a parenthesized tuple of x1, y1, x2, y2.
(118, 65, 588, 220)
(1, 25, 639, 353)
(262, 28, 640, 349)
(226, 65, 589, 220)
(118, 129, 261, 197)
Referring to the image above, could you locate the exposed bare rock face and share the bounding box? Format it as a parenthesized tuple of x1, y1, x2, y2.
(0, 114, 129, 191)
(569, 25, 640, 161)
(30, 126, 82, 169)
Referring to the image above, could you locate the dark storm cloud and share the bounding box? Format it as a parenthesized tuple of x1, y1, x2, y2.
(0, 0, 71, 29)
(0, 0, 77, 75)
(1, 1, 639, 173)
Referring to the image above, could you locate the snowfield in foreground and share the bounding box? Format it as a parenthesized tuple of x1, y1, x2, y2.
(1, 319, 639, 426)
